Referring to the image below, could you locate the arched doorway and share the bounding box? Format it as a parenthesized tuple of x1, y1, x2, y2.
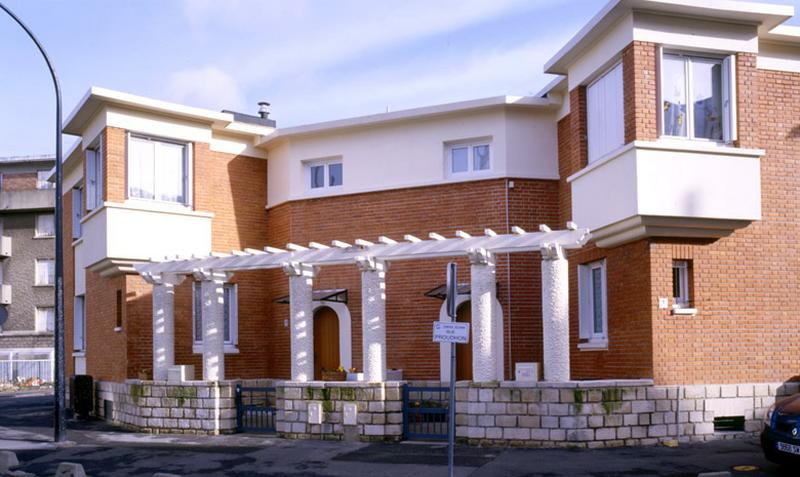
(455, 302, 472, 381)
(314, 306, 340, 379)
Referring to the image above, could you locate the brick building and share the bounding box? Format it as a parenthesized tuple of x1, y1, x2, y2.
(57, 0, 800, 442)
(0, 155, 56, 383)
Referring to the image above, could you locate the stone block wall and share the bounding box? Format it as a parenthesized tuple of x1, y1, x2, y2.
(455, 380, 798, 448)
(95, 380, 238, 435)
(277, 381, 403, 441)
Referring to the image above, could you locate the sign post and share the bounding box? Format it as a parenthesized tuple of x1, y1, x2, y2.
(431, 262, 470, 477)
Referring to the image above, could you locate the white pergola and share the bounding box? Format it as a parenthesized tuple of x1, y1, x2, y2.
(135, 224, 590, 384)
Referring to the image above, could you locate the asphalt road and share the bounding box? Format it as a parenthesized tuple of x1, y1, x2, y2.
(0, 391, 797, 477)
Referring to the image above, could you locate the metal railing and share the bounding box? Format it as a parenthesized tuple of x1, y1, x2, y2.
(0, 358, 54, 383)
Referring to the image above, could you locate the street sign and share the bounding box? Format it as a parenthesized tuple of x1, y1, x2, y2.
(432, 321, 470, 344)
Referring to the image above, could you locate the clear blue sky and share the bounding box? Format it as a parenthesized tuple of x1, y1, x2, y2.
(1, 0, 798, 157)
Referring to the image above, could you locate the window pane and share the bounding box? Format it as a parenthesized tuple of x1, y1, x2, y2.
(662, 55, 687, 137)
(451, 147, 468, 173)
(223, 285, 231, 343)
(691, 59, 723, 140)
(37, 171, 53, 189)
(672, 266, 681, 299)
(36, 260, 54, 285)
(154, 141, 186, 203)
(310, 165, 325, 188)
(129, 137, 155, 200)
(592, 267, 603, 334)
(73, 297, 85, 351)
(36, 214, 55, 237)
(473, 145, 490, 170)
(328, 163, 343, 187)
(194, 283, 203, 342)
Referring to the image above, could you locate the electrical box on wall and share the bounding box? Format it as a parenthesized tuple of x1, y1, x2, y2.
(308, 401, 323, 424)
(343, 402, 358, 426)
(658, 297, 669, 309)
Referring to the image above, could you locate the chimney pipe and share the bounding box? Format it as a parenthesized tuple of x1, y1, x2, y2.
(258, 101, 271, 119)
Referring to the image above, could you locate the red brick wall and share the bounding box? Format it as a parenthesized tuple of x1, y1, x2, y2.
(2, 172, 37, 191)
(84, 271, 127, 381)
(104, 127, 127, 203)
(622, 41, 658, 143)
(735, 53, 759, 149)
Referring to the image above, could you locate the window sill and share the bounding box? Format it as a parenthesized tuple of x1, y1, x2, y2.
(114, 326, 123, 333)
(192, 344, 239, 355)
(578, 339, 608, 351)
(671, 307, 698, 316)
(33, 284, 54, 288)
(33, 236, 55, 240)
(72, 351, 86, 357)
(71, 237, 84, 247)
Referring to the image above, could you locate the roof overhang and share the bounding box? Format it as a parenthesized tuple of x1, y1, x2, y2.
(257, 95, 558, 147)
(544, 0, 795, 75)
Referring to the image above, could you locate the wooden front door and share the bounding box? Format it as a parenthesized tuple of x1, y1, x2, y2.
(455, 302, 472, 381)
(314, 306, 340, 379)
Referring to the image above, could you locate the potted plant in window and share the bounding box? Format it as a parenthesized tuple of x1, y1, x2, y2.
(321, 365, 347, 381)
(137, 367, 150, 381)
(346, 367, 363, 382)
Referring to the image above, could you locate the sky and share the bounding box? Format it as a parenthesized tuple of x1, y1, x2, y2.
(0, 0, 799, 157)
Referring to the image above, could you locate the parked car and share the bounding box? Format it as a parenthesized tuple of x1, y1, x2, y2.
(761, 394, 800, 464)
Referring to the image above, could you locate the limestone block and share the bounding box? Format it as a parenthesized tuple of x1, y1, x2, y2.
(541, 416, 558, 428)
(486, 403, 506, 415)
(486, 427, 503, 439)
(385, 424, 402, 436)
(560, 416, 587, 429)
(695, 422, 714, 435)
(477, 415, 495, 427)
(518, 416, 540, 428)
(495, 388, 512, 402)
(468, 427, 486, 439)
(479, 389, 494, 402)
(496, 415, 517, 427)
(530, 428, 549, 440)
(364, 425, 385, 436)
(566, 429, 593, 441)
(646, 388, 667, 400)
(720, 385, 738, 398)
(648, 425, 667, 437)
(631, 426, 647, 438)
(632, 400, 655, 413)
(468, 402, 486, 414)
(704, 385, 721, 398)
(367, 402, 385, 413)
(588, 415, 604, 428)
(507, 403, 527, 415)
(541, 389, 560, 403)
(616, 427, 631, 439)
(595, 428, 615, 440)
(521, 389, 539, 403)
(623, 414, 638, 426)
(503, 427, 530, 440)
(549, 429, 566, 441)
(604, 415, 623, 427)
(527, 403, 542, 414)
(638, 414, 650, 425)
(549, 403, 570, 416)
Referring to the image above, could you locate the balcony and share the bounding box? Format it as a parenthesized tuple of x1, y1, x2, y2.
(0, 189, 54, 212)
(568, 141, 763, 248)
(79, 201, 213, 277)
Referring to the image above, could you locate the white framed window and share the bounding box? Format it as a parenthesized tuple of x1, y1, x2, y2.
(672, 260, 690, 308)
(72, 188, 83, 239)
(192, 282, 238, 346)
(578, 259, 608, 347)
(36, 170, 54, 190)
(85, 139, 103, 211)
(307, 160, 343, 190)
(446, 142, 491, 175)
(587, 62, 624, 163)
(128, 134, 192, 205)
(660, 51, 736, 143)
(35, 259, 55, 286)
(74, 296, 86, 352)
(35, 306, 54, 332)
(35, 213, 55, 238)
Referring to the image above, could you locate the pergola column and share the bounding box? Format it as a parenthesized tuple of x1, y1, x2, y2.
(145, 272, 185, 381)
(192, 268, 232, 382)
(541, 243, 570, 382)
(468, 248, 499, 382)
(283, 261, 318, 382)
(356, 257, 387, 382)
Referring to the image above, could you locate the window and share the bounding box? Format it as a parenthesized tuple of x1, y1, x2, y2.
(85, 140, 103, 211)
(128, 135, 191, 205)
(447, 142, 491, 174)
(578, 259, 607, 346)
(308, 160, 343, 189)
(72, 188, 83, 239)
(35, 259, 55, 286)
(672, 260, 691, 308)
(192, 282, 237, 346)
(35, 213, 55, 238)
(587, 62, 624, 163)
(36, 170, 54, 190)
(74, 296, 86, 352)
(115, 289, 123, 329)
(35, 307, 55, 332)
(661, 52, 736, 142)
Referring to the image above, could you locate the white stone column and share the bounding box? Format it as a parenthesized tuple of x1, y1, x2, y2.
(148, 273, 185, 381)
(468, 248, 499, 382)
(356, 257, 387, 382)
(541, 243, 570, 382)
(192, 268, 231, 382)
(283, 261, 318, 382)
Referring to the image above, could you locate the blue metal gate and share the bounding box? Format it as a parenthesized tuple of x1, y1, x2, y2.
(235, 385, 276, 433)
(402, 385, 449, 440)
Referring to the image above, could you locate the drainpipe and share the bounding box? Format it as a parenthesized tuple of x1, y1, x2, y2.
(504, 179, 512, 381)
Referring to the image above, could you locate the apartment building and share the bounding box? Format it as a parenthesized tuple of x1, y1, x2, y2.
(57, 0, 800, 444)
(0, 155, 56, 383)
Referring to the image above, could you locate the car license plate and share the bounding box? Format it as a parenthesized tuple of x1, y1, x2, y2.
(776, 441, 800, 455)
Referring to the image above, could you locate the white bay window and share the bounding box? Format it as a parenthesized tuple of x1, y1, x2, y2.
(128, 135, 191, 205)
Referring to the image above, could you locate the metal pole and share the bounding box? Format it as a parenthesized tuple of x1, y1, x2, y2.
(446, 262, 457, 477)
(0, 2, 66, 442)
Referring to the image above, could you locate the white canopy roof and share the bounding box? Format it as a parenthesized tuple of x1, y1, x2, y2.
(135, 226, 590, 277)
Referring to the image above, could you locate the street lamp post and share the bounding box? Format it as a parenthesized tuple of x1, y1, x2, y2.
(0, 2, 66, 442)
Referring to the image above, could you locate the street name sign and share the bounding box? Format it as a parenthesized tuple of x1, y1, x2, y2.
(432, 321, 470, 344)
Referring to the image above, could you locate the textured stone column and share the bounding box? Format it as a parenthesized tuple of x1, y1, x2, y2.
(283, 261, 318, 382)
(468, 248, 498, 382)
(541, 243, 570, 382)
(145, 272, 185, 381)
(192, 269, 231, 381)
(357, 257, 387, 382)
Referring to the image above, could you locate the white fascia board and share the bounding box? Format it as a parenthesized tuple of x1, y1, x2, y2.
(63, 86, 234, 136)
(544, 0, 794, 75)
(534, 76, 568, 98)
(257, 96, 554, 147)
(760, 24, 800, 44)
